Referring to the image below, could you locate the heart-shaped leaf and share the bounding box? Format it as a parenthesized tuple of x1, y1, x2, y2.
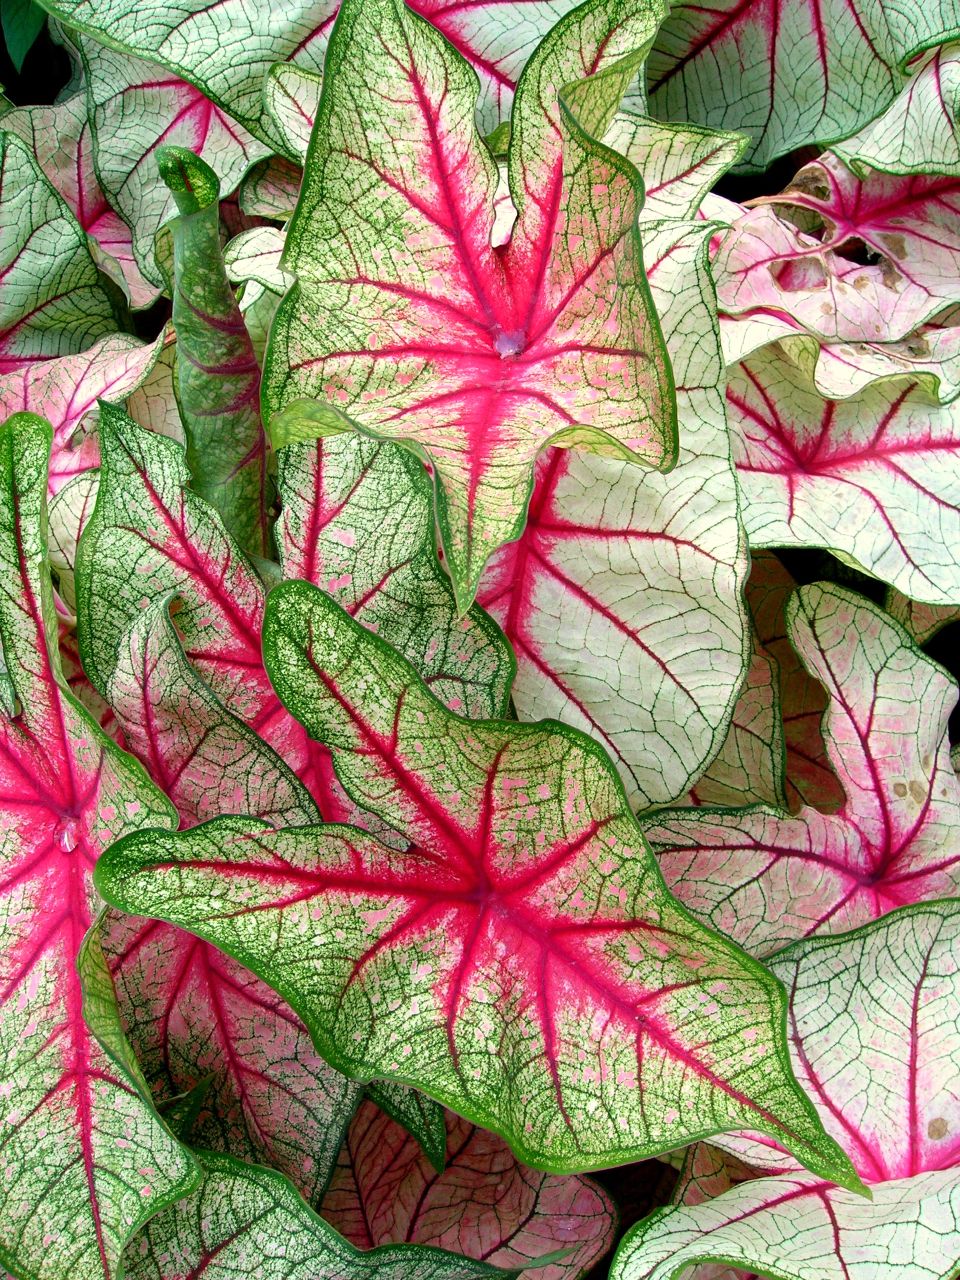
(0, 412, 198, 1280)
(644, 582, 960, 956)
(0, 132, 119, 372)
(37, 0, 583, 142)
(610, 900, 960, 1279)
(646, 0, 960, 168)
(727, 343, 960, 604)
(75, 36, 268, 285)
(0, 331, 166, 495)
(157, 146, 271, 558)
(264, 0, 677, 610)
(122, 1151, 514, 1280)
(321, 1099, 615, 1278)
(96, 577, 858, 1184)
(478, 218, 747, 808)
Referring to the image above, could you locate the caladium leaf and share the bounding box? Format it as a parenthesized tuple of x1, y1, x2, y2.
(225, 226, 292, 297)
(122, 1151, 515, 1280)
(96, 577, 858, 1185)
(0, 412, 198, 1280)
(37, 0, 581, 142)
(264, 62, 323, 163)
(727, 343, 960, 605)
(158, 146, 271, 559)
(0, 131, 118, 371)
(644, 582, 960, 956)
(364, 1082, 448, 1175)
(76, 35, 268, 285)
(321, 1099, 616, 1279)
(264, 0, 677, 610)
(0, 330, 166, 495)
(886, 587, 960, 644)
(49, 471, 100, 613)
(1, 92, 158, 308)
(646, 0, 960, 169)
(125, 343, 185, 445)
(746, 553, 842, 813)
(834, 42, 960, 177)
(610, 900, 960, 1280)
(239, 155, 303, 221)
(478, 219, 747, 809)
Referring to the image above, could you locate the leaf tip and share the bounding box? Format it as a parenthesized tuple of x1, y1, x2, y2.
(157, 146, 220, 215)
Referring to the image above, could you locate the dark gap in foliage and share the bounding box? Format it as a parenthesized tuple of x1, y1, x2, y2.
(830, 237, 882, 266)
(773, 548, 888, 605)
(0, 21, 70, 104)
(713, 146, 820, 203)
(923, 622, 960, 745)
(585, 1160, 678, 1279)
(132, 296, 173, 343)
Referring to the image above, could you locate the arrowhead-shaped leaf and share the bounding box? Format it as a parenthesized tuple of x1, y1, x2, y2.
(75, 36, 268, 285)
(264, 0, 677, 609)
(0, 132, 118, 371)
(0, 331, 166, 495)
(727, 343, 960, 604)
(157, 146, 271, 558)
(1, 93, 158, 308)
(646, 0, 960, 168)
(0, 412, 198, 1280)
(122, 1151, 515, 1280)
(610, 900, 960, 1279)
(644, 582, 960, 955)
(37, 0, 583, 141)
(478, 219, 747, 808)
(96, 577, 858, 1184)
(321, 1099, 615, 1278)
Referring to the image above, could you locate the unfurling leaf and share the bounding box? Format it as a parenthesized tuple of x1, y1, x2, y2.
(0, 412, 197, 1280)
(264, 0, 677, 609)
(96, 578, 858, 1185)
(645, 583, 960, 955)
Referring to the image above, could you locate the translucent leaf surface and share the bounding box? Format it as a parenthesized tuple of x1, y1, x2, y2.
(96, 579, 858, 1184)
(122, 1151, 514, 1280)
(322, 1099, 615, 1279)
(0, 413, 197, 1280)
(478, 219, 746, 808)
(645, 583, 960, 955)
(264, 0, 676, 609)
(727, 343, 960, 604)
(611, 901, 960, 1279)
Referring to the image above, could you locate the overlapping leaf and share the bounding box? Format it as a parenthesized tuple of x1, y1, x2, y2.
(611, 901, 960, 1279)
(479, 218, 746, 808)
(0, 413, 197, 1280)
(0, 330, 166, 494)
(97, 576, 857, 1183)
(886, 586, 960, 644)
(322, 1099, 615, 1279)
(647, 0, 960, 168)
(122, 1151, 513, 1280)
(265, 0, 677, 609)
(644, 582, 960, 955)
(0, 132, 118, 371)
(37, 0, 581, 141)
(727, 343, 960, 604)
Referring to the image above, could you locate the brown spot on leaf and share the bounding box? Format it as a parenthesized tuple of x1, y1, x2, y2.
(880, 257, 903, 291)
(928, 1117, 949, 1140)
(909, 780, 927, 804)
(894, 782, 909, 797)
(881, 233, 908, 259)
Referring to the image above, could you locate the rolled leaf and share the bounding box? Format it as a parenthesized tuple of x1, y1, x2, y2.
(478, 220, 747, 808)
(322, 1099, 615, 1278)
(122, 1151, 514, 1280)
(644, 582, 960, 955)
(96, 578, 858, 1185)
(264, 0, 677, 610)
(158, 146, 271, 558)
(0, 412, 198, 1280)
(0, 132, 118, 371)
(611, 900, 960, 1279)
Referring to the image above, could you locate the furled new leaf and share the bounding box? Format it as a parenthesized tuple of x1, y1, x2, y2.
(611, 901, 960, 1279)
(0, 412, 198, 1280)
(96, 577, 858, 1184)
(644, 582, 960, 955)
(122, 1151, 515, 1280)
(322, 1099, 615, 1279)
(265, 0, 677, 609)
(158, 146, 271, 558)
(647, 0, 960, 168)
(727, 343, 960, 604)
(479, 219, 746, 808)
(0, 132, 118, 370)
